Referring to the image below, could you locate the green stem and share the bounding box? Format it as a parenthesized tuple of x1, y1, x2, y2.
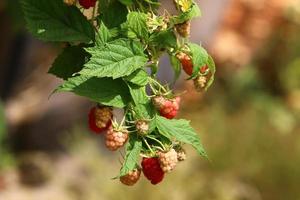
(146, 135, 166, 151)
(142, 137, 154, 154)
(148, 77, 168, 93)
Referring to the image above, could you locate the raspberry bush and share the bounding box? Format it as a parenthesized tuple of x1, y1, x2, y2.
(21, 0, 216, 185)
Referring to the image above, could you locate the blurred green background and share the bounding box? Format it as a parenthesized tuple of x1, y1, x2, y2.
(0, 0, 300, 200)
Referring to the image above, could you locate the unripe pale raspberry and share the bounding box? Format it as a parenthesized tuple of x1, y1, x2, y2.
(176, 149, 187, 161)
(88, 106, 112, 134)
(105, 126, 128, 151)
(64, 0, 77, 6)
(175, 20, 191, 37)
(158, 149, 178, 173)
(193, 75, 207, 91)
(152, 96, 166, 109)
(135, 120, 149, 135)
(141, 157, 164, 185)
(120, 169, 141, 186)
(79, 0, 96, 9)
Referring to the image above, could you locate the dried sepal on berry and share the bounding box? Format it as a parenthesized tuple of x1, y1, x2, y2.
(120, 168, 141, 186)
(158, 149, 178, 173)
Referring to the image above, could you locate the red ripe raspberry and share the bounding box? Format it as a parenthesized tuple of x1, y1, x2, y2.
(105, 126, 128, 151)
(88, 106, 112, 134)
(177, 53, 209, 76)
(120, 169, 141, 186)
(159, 97, 181, 119)
(200, 65, 209, 74)
(177, 52, 193, 76)
(158, 149, 178, 173)
(141, 157, 164, 185)
(79, 0, 96, 9)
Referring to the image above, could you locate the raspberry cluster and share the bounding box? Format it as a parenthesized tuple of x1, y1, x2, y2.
(120, 169, 141, 186)
(88, 106, 112, 134)
(135, 120, 149, 135)
(176, 51, 211, 91)
(153, 96, 181, 119)
(105, 126, 128, 151)
(79, 0, 96, 9)
(176, 52, 194, 76)
(158, 149, 178, 173)
(175, 20, 191, 38)
(141, 157, 165, 185)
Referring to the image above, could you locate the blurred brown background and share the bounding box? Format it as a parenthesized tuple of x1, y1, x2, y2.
(0, 0, 300, 199)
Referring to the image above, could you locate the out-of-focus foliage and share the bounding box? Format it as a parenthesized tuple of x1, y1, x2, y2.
(0, 101, 14, 170)
(0, 101, 5, 141)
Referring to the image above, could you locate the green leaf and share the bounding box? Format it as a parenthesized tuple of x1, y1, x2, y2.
(204, 55, 216, 90)
(124, 69, 149, 86)
(48, 46, 90, 80)
(155, 116, 207, 158)
(96, 22, 111, 46)
(56, 76, 130, 108)
(169, 54, 182, 82)
(126, 12, 149, 39)
(207, 55, 216, 74)
(188, 43, 208, 78)
(80, 39, 148, 79)
(171, 3, 201, 24)
(134, 102, 155, 119)
(21, 0, 94, 42)
(149, 29, 177, 49)
(118, 0, 133, 6)
(120, 136, 142, 176)
(127, 83, 149, 105)
(98, 0, 128, 29)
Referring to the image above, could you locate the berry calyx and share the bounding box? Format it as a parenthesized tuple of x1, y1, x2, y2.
(105, 126, 128, 151)
(135, 120, 149, 135)
(88, 106, 112, 134)
(141, 157, 164, 185)
(120, 169, 141, 186)
(79, 0, 96, 9)
(153, 96, 181, 119)
(158, 149, 178, 173)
